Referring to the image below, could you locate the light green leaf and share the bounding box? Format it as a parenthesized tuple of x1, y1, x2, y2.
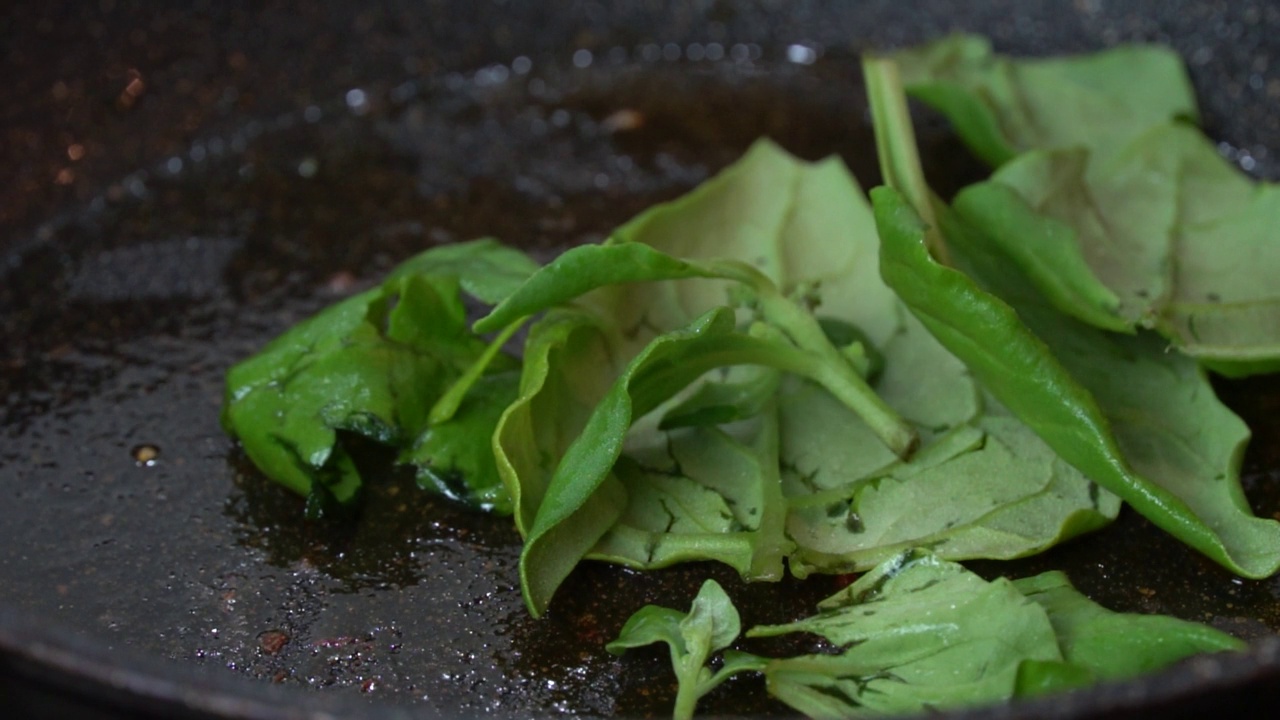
(608, 579, 755, 720)
(750, 551, 1063, 717)
(657, 367, 782, 430)
(891, 34, 1197, 165)
(1013, 571, 1246, 681)
(958, 123, 1280, 372)
(519, 307, 899, 615)
(873, 186, 1280, 579)
(493, 307, 616, 536)
(867, 59, 1280, 578)
(477, 239, 916, 458)
(747, 551, 1241, 718)
(591, 404, 793, 581)
(500, 139, 1134, 615)
(787, 415, 1119, 576)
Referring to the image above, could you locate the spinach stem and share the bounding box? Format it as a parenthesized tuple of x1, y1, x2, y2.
(672, 680, 700, 720)
(428, 317, 525, 425)
(864, 56, 952, 266)
(758, 290, 918, 458)
(712, 259, 918, 459)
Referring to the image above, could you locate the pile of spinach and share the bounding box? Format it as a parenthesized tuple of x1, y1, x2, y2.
(220, 34, 1279, 717)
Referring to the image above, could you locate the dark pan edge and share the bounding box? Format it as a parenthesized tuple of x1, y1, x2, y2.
(4, 601, 1280, 720)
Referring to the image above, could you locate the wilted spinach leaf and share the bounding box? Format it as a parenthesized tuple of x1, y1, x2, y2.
(221, 239, 538, 514)
(485, 141, 1137, 615)
(746, 551, 1241, 718)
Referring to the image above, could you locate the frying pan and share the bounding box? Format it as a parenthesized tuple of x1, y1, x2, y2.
(4, 1, 1280, 718)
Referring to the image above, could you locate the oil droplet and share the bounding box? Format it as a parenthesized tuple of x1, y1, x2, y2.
(132, 444, 160, 466)
(786, 44, 818, 65)
(345, 88, 370, 115)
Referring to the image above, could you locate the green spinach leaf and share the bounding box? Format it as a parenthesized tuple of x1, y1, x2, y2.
(749, 551, 1063, 717)
(492, 307, 616, 536)
(500, 140, 1132, 615)
(478, 240, 917, 458)
(787, 414, 1119, 576)
(893, 37, 1280, 374)
(744, 551, 1241, 718)
(956, 123, 1280, 374)
(221, 239, 538, 514)
(519, 306, 897, 615)
(891, 34, 1197, 166)
(1013, 571, 1245, 683)
(607, 579, 765, 720)
(402, 370, 521, 512)
(865, 58, 1280, 578)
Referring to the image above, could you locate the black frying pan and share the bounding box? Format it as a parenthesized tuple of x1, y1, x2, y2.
(4, 1, 1280, 718)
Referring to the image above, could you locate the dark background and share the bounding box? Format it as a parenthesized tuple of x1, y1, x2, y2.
(7, 0, 1280, 241)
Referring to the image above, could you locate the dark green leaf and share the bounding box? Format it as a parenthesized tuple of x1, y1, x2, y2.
(222, 239, 537, 511)
(403, 371, 521, 514)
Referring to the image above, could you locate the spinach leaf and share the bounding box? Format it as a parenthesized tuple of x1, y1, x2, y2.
(402, 370, 521, 512)
(875, 186, 1280, 579)
(477, 240, 917, 459)
(492, 307, 616, 537)
(519, 306, 899, 615)
(893, 37, 1280, 373)
(865, 58, 1280, 578)
(745, 551, 1241, 717)
(657, 367, 781, 430)
(891, 34, 1197, 166)
(591, 396, 793, 582)
(956, 123, 1280, 374)
(749, 551, 1063, 717)
(221, 239, 538, 514)
(1013, 571, 1245, 684)
(607, 579, 765, 720)
(787, 414, 1119, 576)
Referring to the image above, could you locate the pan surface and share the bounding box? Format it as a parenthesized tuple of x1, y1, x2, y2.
(4, 1, 1280, 718)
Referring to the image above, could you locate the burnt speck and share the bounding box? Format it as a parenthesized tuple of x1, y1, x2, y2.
(258, 629, 290, 655)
